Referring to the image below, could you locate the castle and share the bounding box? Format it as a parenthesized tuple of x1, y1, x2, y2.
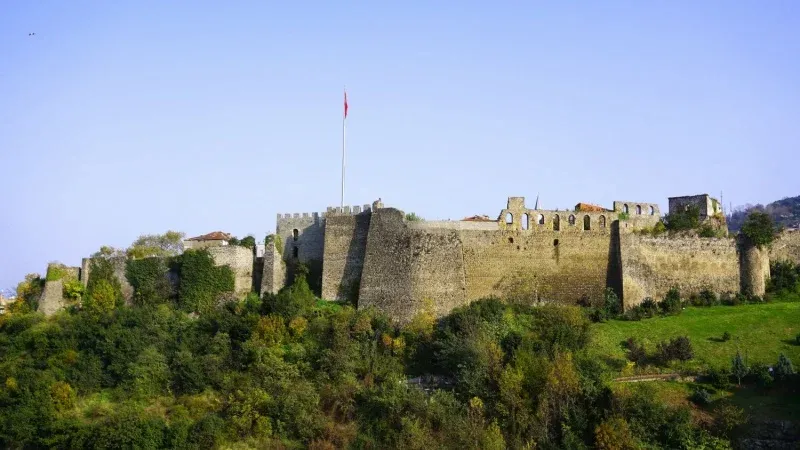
(37, 193, 800, 322)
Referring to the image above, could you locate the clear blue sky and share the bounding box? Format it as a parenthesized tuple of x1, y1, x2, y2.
(1, 1, 799, 290)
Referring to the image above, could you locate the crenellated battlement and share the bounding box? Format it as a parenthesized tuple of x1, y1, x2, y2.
(326, 204, 372, 215)
(276, 211, 325, 221)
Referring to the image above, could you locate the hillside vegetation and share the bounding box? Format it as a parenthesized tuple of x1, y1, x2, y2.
(728, 195, 800, 232)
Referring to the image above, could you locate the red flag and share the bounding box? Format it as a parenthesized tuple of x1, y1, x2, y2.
(344, 90, 348, 118)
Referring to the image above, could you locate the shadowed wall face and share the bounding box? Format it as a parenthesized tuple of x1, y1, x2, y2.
(321, 212, 371, 302)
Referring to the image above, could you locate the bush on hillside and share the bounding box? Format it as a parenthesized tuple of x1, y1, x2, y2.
(690, 388, 712, 406)
(767, 260, 800, 294)
(624, 338, 648, 366)
(774, 354, 795, 381)
(659, 288, 682, 315)
(656, 336, 693, 364)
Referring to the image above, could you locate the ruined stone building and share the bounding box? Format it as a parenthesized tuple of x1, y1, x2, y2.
(37, 193, 800, 322)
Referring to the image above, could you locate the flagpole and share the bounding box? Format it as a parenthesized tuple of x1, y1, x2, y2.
(341, 88, 347, 208)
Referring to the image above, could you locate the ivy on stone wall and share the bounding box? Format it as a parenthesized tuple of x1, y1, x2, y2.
(45, 264, 69, 282)
(84, 258, 124, 314)
(126, 257, 177, 307)
(177, 249, 235, 313)
(266, 234, 283, 256)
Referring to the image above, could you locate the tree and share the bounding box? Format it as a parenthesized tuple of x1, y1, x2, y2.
(740, 211, 779, 248)
(127, 230, 185, 259)
(774, 353, 795, 381)
(405, 212, 423, 222)
(83, 279, 118, 316)
(731, 351, 748, 386)
(91, 245, 126, 258)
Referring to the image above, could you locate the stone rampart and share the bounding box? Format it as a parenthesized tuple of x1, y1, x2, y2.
(770, 230, 800, 265)
(207, 245, 254, 297)
(38, 279, 66, 316)
(321, 211, 372, 301)
(619, 234, 740, 307)
(261, 240, 286, 295)
(460, 226, 615, 307)
(81, 257, 134, 304)
(358, 208, 417, 322)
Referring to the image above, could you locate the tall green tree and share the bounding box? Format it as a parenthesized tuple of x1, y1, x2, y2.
(127, 230, 185, 259)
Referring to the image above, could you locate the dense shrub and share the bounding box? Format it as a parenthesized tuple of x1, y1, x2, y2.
(690, 388, 711, 406)
(624, 338, 647, 366)
(656, 336, 693, 363)
(774, 354, 795, 381)
(663, 205, 700, 231)
(177, 249, 235, 313)
(748, 363, 773, 387)
(659, 288, 682, 315)
(767, 260, 800, 294)
(740, 211, 779, 249)
(126, 257, 176, 306)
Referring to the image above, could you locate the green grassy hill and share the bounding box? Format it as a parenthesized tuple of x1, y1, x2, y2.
(590, 302, 800, 373)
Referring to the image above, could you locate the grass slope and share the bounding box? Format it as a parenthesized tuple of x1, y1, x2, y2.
(591, 302, 800, 372)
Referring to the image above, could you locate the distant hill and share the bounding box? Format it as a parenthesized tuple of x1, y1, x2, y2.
(727, 195, 800, 232)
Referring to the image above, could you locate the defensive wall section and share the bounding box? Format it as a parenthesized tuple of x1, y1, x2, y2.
(39, 246, 258, 315)
(36, 195, 794, 321)
(619, 234, 742, 308)
(320, 207, 372, 301)
(771, 230, 800, 265)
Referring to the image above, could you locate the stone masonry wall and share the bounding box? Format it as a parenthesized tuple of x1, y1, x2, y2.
(358, 208, 417, 322)
(321, 211, 372, 301)
(275, 212, 326, 264)
(460, 227, 614, 307)
(771, 230, 800, 265)
(359, 207, 617, 322)
(81, 257, 134, 304)
(207, 246, 254, 297)
(619, 234, 740, 307)
(39, 279, 66, 316)
(261, 240, 286, 295)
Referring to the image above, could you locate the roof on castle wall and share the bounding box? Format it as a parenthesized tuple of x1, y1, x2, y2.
(574, 203, 609, 212)
(462, 215, 495, 222)
(186, 231, 231, 241)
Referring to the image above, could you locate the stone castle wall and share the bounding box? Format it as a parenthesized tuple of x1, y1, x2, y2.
(260, 240, 286, 295)
(207, 246, 255, 297)
(275, 212, 326, 264)
(321, 210, 372, 301)
(771, 230, 800, 265)
(619, 234, 740, 307)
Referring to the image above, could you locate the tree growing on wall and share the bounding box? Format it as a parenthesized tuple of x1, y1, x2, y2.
(405, 212, 424, 222)
(663, 205, 700, 232)
(127, 231, 185, 259)
(740, 211, 780, 249)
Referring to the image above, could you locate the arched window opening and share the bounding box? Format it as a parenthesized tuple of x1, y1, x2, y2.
(636, 205, 642, 215)
(553, 239, 559, 247)
(649, 205, 655, 215)
(508, 237, 514, 244)
(521, 213, 529, 230)
(583, 215, 591, 231)
(537, 214, 545, 225)
(505, 213, 513, 224)
(292, 246, 299, 258)
(292, 229, 299, 241)
(599, 215, 606, 228)
(568, 214, 576, 226)
(553, 214, 560, 231)
(623, 204, 629, 214)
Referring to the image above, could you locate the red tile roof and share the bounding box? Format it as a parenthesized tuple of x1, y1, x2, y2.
(462, 215, 494, 222)
(574, 203, 608, 212)
(186, 231, 231, 241)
